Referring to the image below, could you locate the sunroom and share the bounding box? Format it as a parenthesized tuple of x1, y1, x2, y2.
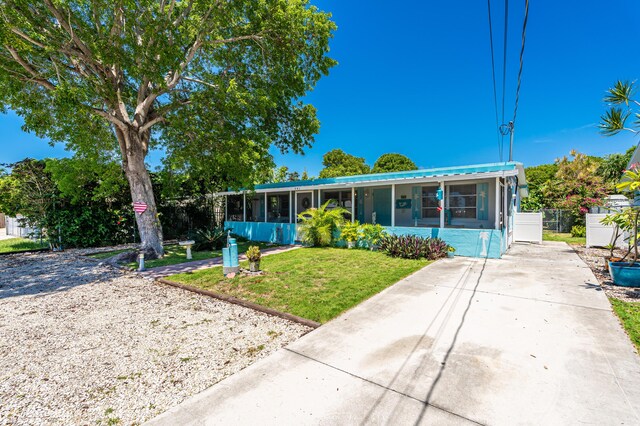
(219, 162, 528, 258)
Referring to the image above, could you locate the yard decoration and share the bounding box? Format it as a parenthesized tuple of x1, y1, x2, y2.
(246, 246, 262, 272)
(340, 221, 361, 248)
(608, 166, 640, 286)
(297, 200, 349, 247)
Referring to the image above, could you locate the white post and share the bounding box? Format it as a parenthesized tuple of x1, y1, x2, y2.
(439, 181, 445, 228)
(311, 190, 315, 208)
(243, 192, 246, 222)
(264, 192, 268, 222)
(351, 187, 355, 223)
(391, 184, 396, 227)
(290, 191, 294, 224)
(495, 178, 501, 230)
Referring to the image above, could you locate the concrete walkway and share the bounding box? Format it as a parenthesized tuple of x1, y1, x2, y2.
(147, 242, 640, 425)
(140, 245, 298, 279)
(0, 228, 14, 240)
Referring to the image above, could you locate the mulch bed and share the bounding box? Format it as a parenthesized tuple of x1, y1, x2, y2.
(572, 245, 640, 302)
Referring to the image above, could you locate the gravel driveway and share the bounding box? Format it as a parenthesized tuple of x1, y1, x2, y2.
(0, 251, 310, 425)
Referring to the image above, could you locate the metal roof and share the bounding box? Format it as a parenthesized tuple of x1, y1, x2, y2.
(222, 161, 527, 195)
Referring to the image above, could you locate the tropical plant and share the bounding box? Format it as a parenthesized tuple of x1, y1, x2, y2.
(570, 225, 586, 238)
(194, 227, 228, 251)
(360, 224, 387, 249)
(297, 200, 349, 247)
(0, 1, 336, 257)
(246, 246, 261, 262)
(599, 80, 640, 136)
(340, 221, 361, 244)
(615, 167, 640, 265)
(378, 235, 448, 260)
(601, 208, 635, 257)
(318, 149, 371, 178)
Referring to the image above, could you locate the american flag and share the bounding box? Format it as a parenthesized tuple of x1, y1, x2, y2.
(133, 202, 148, 214)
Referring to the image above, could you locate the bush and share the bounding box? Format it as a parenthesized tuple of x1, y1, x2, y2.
(297, 200, 349, 247)
(570, 225, 586, 238)
(340, 221, 361, 243)
(194, 227, 228, 251)
(360, 224, 387, 248)
(379, 234, 449, 260)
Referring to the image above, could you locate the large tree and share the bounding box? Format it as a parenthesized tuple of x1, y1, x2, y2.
(318, 149, 370, 178)
(0, 0, 336, 257)
(372, 153, 417, 173)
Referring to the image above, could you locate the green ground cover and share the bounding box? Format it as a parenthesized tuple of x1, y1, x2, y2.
(88, 241, 275, 269)
(0, 238, 48, 254)
(543, 231, 586, 245)
(610, 298, 640, 353)
(169, 247, 431, 323)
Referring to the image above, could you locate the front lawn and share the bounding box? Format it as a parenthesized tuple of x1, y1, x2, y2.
(543, 231, 586, 245)
(169, 247, 431, 323)
(88, 241, 276, 269)
(610, 298, 640, 352)
(0, 237, 48, 254)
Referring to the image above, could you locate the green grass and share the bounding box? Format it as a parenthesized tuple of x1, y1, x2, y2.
(543, 231, 586, 245)
(611, 298, 640, 352)
(169, 247, 432, 323)
(88, 241, 276, 269)
(0, 237, 48, 254)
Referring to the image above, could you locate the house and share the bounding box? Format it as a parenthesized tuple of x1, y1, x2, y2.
(218, 161, 528, 258)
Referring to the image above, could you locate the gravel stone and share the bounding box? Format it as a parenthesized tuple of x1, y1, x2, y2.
(0, 250, 310, 425)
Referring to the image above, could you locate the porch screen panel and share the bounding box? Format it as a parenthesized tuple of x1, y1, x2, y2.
(421, 186, 439, 218)
(227, 195, 243, 221)
(476, 183, 489, 220)
(267, 194, 290, 223)
(411, 187, 421, 220)
(357, 188, 365, 223)
(448, 184, 477, 219)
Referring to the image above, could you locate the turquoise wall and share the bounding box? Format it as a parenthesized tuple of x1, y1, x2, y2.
(385, 226, 505, 258)
(226, 221, 506, 258)
(225, 221, 297, 245)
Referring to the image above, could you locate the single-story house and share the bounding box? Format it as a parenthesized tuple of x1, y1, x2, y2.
(218, 161, 528, 258)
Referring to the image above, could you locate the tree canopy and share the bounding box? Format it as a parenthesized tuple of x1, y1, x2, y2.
(372, 153, 417, 173)
(0, 0, 336, 255)
(318, 149, 370, 178)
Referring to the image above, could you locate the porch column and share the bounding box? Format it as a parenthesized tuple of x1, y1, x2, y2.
(289, 191, 293, 223)
(391, 184, 396, 227)
(264, 192, 268, 222)
(311, 190, 315, 209)
(243, 192, 246, 222)
(439, 181, 445, 228)
(351, 187, 355, 223)
(224, 195, 228, 223)
(494, 178, 501, 229)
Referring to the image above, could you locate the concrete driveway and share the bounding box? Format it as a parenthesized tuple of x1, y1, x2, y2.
(148, 242, 640, 425)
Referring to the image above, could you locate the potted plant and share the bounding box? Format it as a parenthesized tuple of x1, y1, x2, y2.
(246, 245, 261, 272)
(600, 210, 631, 270)
(608, 166, 640, 286)
(360, 224, 387, 251)
(447, 245, 456, 258)
(341, 220, 361, 248)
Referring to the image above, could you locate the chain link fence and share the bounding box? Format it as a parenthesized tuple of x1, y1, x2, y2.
(539, 209, 575, 233)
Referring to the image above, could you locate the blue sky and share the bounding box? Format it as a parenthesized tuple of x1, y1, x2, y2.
(1, 0, 639, 175)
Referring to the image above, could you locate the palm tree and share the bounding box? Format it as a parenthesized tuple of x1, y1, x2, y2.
(600, 80, 640, 136)
(297, 200, 349, 247)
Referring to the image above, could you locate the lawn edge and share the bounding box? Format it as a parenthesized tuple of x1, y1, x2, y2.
(0, 247, 50, 256)
(155, 277, 321, 329)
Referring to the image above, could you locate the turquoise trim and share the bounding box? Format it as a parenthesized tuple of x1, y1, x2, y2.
(357, 188, 365, 223)
(477, 183, 489, 220)
(230, 162, 523, 191)
(225, 221, 297, 245)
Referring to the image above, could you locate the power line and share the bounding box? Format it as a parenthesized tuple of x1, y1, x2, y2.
(501, 0, 509, 126)
(512, 0, 529, 127)
(487, 0, 502, 161)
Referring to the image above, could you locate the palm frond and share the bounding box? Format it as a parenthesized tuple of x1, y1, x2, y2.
(599, 107, 631, 136)
(604, 80, 635, 105)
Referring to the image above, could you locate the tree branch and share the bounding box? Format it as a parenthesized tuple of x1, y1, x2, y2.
(4, 45, 56, 90)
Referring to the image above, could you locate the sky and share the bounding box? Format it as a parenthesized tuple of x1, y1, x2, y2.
(1, 0, 639, 176)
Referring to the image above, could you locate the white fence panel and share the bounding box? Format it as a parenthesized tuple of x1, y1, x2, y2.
(514, 212, 543, 243)
(586, 213, 626, 248)
(5, 216, 33, 238)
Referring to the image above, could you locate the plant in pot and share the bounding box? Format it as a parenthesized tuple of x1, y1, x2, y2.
(246, 245, 261, 272)
(360, 224, 387, 251)
(600, 209, 633, 270)
(447, 245, 456, 258)
(341, 220, 361, 248)
(608, 166, 640, 286)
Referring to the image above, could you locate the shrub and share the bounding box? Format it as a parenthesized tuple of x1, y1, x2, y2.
(340, 220, 361, 243)
(379, 234, 449, 260)
(246, 245, 261, 262)
(194, 227, 228, 251)
(297, 200, 349, 246)
(360, 224, 387, 248)
(570, 225, 586, 238)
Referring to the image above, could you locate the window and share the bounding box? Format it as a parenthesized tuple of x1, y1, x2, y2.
(267, 194, 290, 223)
(421, 186, 439, 218)
(227, 195, 244, 221)
(322, 190, 353, 208)
(448, 184, 476, 219)
(245, 195, 262, 222)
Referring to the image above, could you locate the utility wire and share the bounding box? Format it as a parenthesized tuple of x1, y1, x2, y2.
(487, 0, 502, 161)
(512, 0, 529, 126)
(501, 0, 509, 125)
